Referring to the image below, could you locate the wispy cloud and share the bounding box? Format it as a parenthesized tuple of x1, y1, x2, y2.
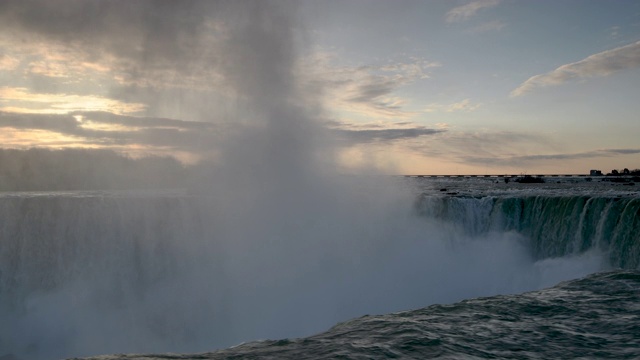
(401, 130, 555, 166)
(609, 26, 621, 40)
(0, 54, 19, 70)
(511, 41, 640, 97)
(446, 0, 501, 23)
(463, 148, 640, 166)
(424, 99, 481, 113)
(303, 52, 440, 119)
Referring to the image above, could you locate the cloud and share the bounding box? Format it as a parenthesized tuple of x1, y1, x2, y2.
(609, 26, 621, 40)
(0, 87, 146, 114)
(0, 5, 227, 90)
(0, 0, 243, 123)
(400, 129, 556, 166)
(446, 0, 501, 23)
(463, 148, 640, 166)
(0, 1, 322, 126)
(303, 53, 439, 119)
(511, 41, 640, 97)
(335, 127, 444, 144)
(327, 119, 445, 145)
(424, 99, 481, 113)
(0, 110, 226, 154)
(0, 54, 19, 70)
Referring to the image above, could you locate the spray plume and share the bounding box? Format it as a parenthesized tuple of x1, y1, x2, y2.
(0, 1, 606, 359)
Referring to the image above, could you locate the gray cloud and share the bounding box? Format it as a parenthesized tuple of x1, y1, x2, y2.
(335, 127, 444, 144)
(607, 149, 640, 155)
(511, 41, 640, 97)
(0, 0, 214, 67)
(0, 0, 250, 122)
(347, 78, 402, 104)
(303, 56, 437, 119)
(0, 112, 77, 132)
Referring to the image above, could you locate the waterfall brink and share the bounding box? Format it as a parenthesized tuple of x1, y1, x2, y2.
(416, 195, 640, 268)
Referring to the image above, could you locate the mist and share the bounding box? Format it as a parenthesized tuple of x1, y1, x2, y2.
(0, 1, 608, 359)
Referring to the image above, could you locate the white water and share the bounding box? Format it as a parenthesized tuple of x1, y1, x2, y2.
(0, 185, 609, 360)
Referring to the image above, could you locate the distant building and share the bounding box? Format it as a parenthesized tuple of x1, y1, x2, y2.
(590, 170, 603, 176)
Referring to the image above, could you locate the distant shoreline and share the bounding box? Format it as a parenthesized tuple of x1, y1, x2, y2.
(401, 174, 634, 178)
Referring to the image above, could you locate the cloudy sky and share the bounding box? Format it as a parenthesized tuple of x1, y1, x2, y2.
(0, 0, 639, 174)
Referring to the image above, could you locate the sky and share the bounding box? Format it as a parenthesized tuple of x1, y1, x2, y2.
(0, 0, 639, 175)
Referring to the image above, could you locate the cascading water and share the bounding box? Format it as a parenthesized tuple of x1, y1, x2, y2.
(415, 194, 640, 268)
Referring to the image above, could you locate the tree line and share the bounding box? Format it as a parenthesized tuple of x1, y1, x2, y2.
(607, 168, 640, 176)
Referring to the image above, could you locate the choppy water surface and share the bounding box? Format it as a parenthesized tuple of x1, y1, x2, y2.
(72, 270, 640, 360)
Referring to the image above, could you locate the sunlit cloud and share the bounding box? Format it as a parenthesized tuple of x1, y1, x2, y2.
(0, 128, 93, 148)
(28, 60, 73, 78)
(0, 126, 198, 162)
(0, 87, 146, 114)
(0, 54, 19, 70)
(0, 111, 226, 159)
(424, 99, 481, 113)
(511, 41, 640, 97)
(78, 119, 142, 133)
(446, 0, 501, 23)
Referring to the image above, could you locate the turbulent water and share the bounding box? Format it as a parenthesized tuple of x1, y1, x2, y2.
(1, 178, 639, 359)
(71, 270, 640, 360)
